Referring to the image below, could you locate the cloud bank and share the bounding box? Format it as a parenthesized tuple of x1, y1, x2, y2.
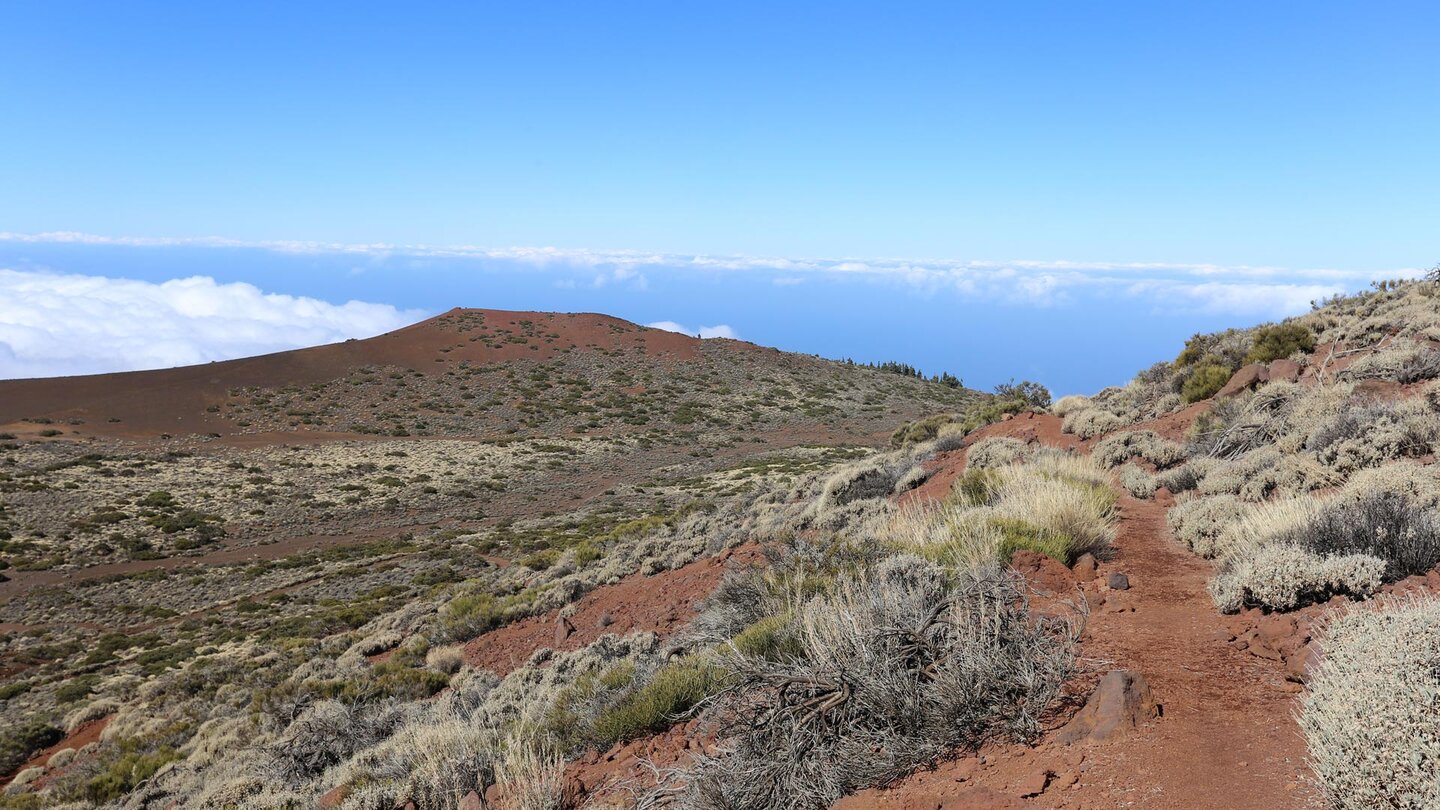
(645, 321, 740, 339)
(1, 230, 1410, 321)
(0, 269, 425, 379)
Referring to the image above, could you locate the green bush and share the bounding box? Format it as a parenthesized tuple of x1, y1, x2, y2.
(55, 674, 99, 703)
(951, 469, 1001, 507)
(591, 655, 724, 745)
(518, 548, 560, 570)
(366, 660, 452, 700)
(572, 542, 603, 566)
(890, 412, 963, 446)
(993, 379, 1051, 409)
(731, 615, 802, 661)
(81, 747, 181, 803)
(1181, 363, 1233, 403)
(0, 680, 31, 701)
(437, 586, 545, 641)
(0, 720, 63, 776)
(542, 660, 639, 750)
(1245, 323, 1315, 364)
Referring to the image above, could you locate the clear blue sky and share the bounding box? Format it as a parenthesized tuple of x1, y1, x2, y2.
(0, 3, 1434, 390)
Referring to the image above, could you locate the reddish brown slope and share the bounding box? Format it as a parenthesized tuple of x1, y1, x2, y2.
(0, 309, 718, 436)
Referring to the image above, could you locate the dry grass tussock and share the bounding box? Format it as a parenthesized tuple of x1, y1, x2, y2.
(877, 451, 1118, 568)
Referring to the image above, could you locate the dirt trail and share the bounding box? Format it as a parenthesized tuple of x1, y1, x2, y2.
(1050, 492, 1314, 808)
(845, 417, 1316, 809)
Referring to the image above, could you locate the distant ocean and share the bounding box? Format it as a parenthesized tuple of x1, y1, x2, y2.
(0, 240, 1305, 394)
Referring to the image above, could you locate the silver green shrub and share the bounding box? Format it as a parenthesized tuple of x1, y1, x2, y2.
(1209, 544, 1384, 613)
(965, 437, 1033, 470)
(1301, 597, 1440, 810)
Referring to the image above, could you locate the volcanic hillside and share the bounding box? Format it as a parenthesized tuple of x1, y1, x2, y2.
(8, 283, 1440, 810)
(0, 308, 965, 441)
(0, 308, 982, 807)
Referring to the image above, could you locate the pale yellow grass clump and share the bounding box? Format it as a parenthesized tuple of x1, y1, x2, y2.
(1215, 496, 1326, 563)
(986, 460, 1116, 559)
(1049, 394, 1091, 417)
(880, 502, 1004, 570)
(881, 452, 1116, 567)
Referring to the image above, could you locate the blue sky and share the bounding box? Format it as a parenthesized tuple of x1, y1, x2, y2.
(1, 3, 1435, 390)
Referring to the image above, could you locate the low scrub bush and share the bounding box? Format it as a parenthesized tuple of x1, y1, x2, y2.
(1306, 398, 1440, 475)
(1048, 394, 1090, 417)
(965, 437, 1032, 470)
(675, 562, 1078, 809)
(1188, 382, 1301, 460)
(1175, 328, 1252, 370)
(1, 720, 63, 777)
(590, 655, 722, 746)
(1210, 544, 1384, 613)
(1154, 458, 1213, 494)
(1339, 339, 1440, 384)
(729, 614, 803, 662)
(818, 456, 910, 508)
(1119, 465, 1155, 499)
(1279, 491, 1440, 581)
(891, 464, 932, 494)
(1091, 430, 1185, 470)
(263, 699, 407, 783)
(1061, 407, 1127, 439)
(543, 654, 724, 754)
(1300, 597, 1440, 810)
(890, 412, 964, 447)
(437, 587, 545, 642)
(1167, 494, 1246, 558)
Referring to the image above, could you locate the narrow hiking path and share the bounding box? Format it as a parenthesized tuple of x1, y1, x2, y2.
(1049, 491, 1315, 808)
(843, 419, 1318, 809)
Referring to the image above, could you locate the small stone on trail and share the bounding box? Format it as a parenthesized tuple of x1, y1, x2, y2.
(1072, 553, 1098, 580)
(1057, 670, 1159, 744)
(1016, 769, 1051, 797)
(1107, 572, 1130, 590)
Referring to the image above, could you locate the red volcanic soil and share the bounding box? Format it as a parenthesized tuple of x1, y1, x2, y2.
(845, 418, 1315, 809)
(463, 544, 763, 677)
(0, 309, 729, 437)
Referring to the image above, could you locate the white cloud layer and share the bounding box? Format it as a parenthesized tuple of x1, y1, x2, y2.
(0, 269, 425, 379)
(646, 321, 739, 340)
(0, 231, 1414, 320)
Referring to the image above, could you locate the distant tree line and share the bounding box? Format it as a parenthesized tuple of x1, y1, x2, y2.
(841, 358, 964, 388)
